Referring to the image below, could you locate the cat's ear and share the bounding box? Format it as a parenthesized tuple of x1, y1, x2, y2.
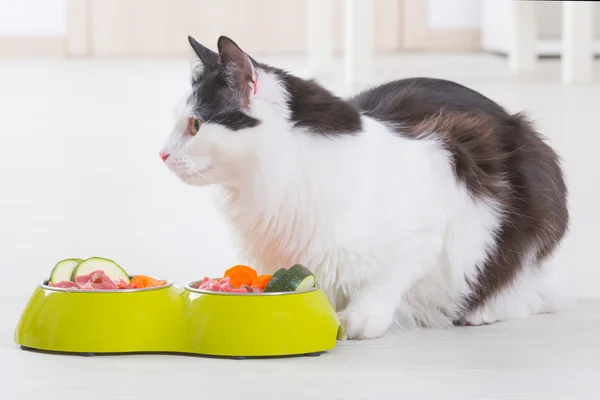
(188, 35, 218, 70)
(217, 36, 255, 108)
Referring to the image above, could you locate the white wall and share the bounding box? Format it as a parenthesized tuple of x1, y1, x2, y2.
(0, 0, 66, 36)
(428, 0, 482, 30)
(481, 0, 600, 54)
(0, 0, 490, 40)
(1, 0, 484, 41)
(481, 0, 511, 53)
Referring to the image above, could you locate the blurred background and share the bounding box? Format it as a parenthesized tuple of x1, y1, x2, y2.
(1, 0, 599, 317)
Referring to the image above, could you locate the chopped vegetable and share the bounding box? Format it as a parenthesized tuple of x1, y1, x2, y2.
(286, 264, 316, 291)
(228, 273, 253, 288)
(72, 257, 130, 284)
(49, 258, 82, 284)
(130, 275, 167, 289)
(251, 275, 272, 291)
(224, 265, 258, 280)
(194, 264, 316, 294)
(263, 264, 316, 292)
(224, 265, 258, 288)
(263, 268, 288, 292)
(46, 257, 166, 291)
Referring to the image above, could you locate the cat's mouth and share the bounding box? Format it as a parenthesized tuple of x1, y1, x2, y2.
(163, 156, 216, 186)
(175, 165, 216, 186)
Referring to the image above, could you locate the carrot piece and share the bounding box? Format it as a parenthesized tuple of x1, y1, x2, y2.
(229, 272, 253, 288)
(224, 265, 258, 281)
(223, 265, 258, 288)
(130, 275, 166, 288)
(145, 277, 167, 287)
(130, 275, 149, 288)
(251, 275, 272, 291)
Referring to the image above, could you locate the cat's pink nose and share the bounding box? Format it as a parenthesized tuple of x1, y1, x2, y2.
(159, 152, 170, 162)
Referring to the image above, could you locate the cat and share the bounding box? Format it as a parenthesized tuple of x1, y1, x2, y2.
(160, 35, 570, 339)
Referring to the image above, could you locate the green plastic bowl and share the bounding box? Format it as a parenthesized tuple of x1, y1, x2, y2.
(181, 281, 342, 357)
(14, 279, 342, 358)
(14, 279, 187, 354)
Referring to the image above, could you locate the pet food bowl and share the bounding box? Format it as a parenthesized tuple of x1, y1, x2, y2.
(14, 279, 342, 358)
(14, 279, 187, 355)
(180, 281, 343, 358)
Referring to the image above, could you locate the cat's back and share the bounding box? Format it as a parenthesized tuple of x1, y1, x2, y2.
(348, 77, 510, 126)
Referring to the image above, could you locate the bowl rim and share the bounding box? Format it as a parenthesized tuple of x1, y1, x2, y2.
(184, 280, 321, 296)
(38, 279, 173, 293)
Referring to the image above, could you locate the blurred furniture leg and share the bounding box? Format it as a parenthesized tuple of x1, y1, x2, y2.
(561, 1, 593, 84)
(66, 0, 91, 57)
(508, 0, 537, 73)
(307, 0, 333, 79)
(344, 0, 374, 87)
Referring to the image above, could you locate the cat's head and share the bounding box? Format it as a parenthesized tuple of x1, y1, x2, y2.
(159, 35, 292, 187)
(160, 35, 362, 188)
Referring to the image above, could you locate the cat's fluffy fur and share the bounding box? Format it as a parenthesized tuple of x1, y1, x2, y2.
(160, 36, 570, 339)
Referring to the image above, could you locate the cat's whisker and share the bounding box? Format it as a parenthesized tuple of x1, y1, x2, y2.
(207, 166, 227, 180)
(192, 169, 213, 185)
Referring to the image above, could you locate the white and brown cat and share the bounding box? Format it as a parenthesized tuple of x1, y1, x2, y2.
(160, 36, 570, 339)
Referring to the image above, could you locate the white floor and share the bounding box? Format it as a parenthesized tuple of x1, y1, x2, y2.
(1, 53, 600, 399)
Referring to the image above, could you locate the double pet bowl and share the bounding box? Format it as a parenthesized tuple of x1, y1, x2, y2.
(14, 278, 342, 358)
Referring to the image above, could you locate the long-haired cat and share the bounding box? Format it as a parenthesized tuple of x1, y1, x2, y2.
(160, 36, 570, 339)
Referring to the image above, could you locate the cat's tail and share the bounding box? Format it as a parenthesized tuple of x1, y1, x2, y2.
(508, 111, 573, 315)
(464, 112, 574, 325)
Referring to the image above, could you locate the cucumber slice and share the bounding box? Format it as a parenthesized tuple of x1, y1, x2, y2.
(49, 258, 82, 284)
(285, 264, 316, 291)
(72, 257, 130, 283)
(263, 268, 288, 292)
(265, 264, 316, 292)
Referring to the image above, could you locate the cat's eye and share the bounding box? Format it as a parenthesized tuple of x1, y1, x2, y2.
(190, 118, 202, 135)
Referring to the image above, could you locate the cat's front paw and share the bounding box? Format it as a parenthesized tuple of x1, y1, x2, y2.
(337, 309, 390, 340)
(463, 308, 500, 326)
